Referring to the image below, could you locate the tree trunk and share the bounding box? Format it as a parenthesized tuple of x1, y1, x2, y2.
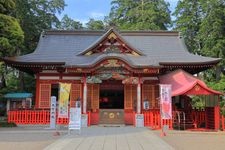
(216, 65, 221, 81)
(0, 72, 6, 88)
(19, 71, 25, 91)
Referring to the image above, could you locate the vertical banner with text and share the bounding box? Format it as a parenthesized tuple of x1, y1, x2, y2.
(50, 96, 56, 129)
(58, 83, 71, 118)
(159, 84, 172, 119)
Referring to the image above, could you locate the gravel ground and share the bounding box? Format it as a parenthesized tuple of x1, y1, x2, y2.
(153, 130, 225, 150)
(1, 126, 225, 150)
(0, 126, 67, 150)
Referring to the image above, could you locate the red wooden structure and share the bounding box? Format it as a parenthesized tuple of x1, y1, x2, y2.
(2, 28, 223, 130)
(8, 109, 91, 126)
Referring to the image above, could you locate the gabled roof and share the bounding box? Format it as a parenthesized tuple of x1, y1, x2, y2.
(2, 28, 221, 73)
(77, 28, 144, 56)
(159, 69, 221, 96)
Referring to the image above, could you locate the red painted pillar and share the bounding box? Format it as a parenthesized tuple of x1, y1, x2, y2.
(214, 106, 220, 131)
(83, 76, 87, 114)
(35, 74, 40, 108)
(137, 79, 141, 114)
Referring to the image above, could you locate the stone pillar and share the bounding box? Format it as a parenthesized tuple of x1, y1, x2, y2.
(137, 78, 141, 114)
(82, 77, 88, 127)
(135, 77, 144, 127)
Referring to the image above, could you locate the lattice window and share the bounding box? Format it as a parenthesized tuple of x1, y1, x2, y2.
(39, 84, 51, 108)
(142, 84, 159, 109)
(70, 84, 82, 107)
(124, 85, 136, 109)
(87, 84, 99, 111)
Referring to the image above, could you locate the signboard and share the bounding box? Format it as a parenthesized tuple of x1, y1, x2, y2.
(58, 83, 71, 118)
(143, 100, 150, 110)
(159, 84, 172, 119)
(69, 107, 81, 130)
(50, 96, 56, 129)
(135, 114, 144, 127)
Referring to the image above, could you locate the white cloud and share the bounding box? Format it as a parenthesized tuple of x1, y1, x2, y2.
(89, 12, 105, 20)
(77, 18, 89, 26)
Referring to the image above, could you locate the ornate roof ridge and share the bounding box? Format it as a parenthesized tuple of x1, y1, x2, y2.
(43, 29, 179, 36)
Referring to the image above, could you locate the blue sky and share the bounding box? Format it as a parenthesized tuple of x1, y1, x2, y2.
(58, 0, 179, 25)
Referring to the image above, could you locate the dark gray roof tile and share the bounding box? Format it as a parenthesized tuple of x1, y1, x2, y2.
(4, 29, 220, 67)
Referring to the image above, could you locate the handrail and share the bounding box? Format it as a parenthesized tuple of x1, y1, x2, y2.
(182, 111, 185, 130)
(176, 111, 181, 130)
(175, 111, 185, 130)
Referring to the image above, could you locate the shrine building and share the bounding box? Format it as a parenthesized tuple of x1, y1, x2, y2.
(2, 28, 222, 130)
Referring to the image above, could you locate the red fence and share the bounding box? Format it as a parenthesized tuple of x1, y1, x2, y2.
(221, 115, 225, 130)
(8, 110, 91, 126)
(8, 109, 212, 130)
(8, 110, 50, 124)
(191, 110, 205, 128)
(143, 109, 173, 129)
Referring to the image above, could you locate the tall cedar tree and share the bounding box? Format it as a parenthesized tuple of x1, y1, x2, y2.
(86, 18, 105, 30)
(13, 0, 66, 92)
(57, 14, 83, 30)
(174, 0, 225, 81)
(173, 0, 202, 54)
(108, 0, 171, 30)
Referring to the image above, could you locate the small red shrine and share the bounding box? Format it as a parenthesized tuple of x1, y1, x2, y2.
(2, 28, 222, 130)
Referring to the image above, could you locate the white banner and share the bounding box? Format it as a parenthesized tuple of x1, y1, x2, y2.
(160, 84, 172, 119)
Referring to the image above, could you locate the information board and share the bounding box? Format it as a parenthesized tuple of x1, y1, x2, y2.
(69, 107, 81, 130)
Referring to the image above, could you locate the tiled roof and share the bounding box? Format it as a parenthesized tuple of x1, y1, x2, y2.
(3, 28, 221, 68)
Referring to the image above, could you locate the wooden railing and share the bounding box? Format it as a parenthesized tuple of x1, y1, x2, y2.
(143, 109, 173, 129)
(8, 109, 91, 126)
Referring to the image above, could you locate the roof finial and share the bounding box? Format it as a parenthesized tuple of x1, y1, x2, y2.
(41, 30, 46, 38)
(106, 22, 118, 31)
(178, 31, 182, 39)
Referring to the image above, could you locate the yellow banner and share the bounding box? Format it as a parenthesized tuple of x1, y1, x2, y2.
(58, 83, 71, 118)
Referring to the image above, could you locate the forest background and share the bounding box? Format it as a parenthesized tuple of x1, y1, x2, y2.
(1, 0, 225, 114)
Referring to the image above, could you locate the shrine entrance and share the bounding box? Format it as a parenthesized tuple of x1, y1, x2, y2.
(99, 80, 125, 124)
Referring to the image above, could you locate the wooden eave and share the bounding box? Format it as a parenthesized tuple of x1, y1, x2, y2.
(65, 57, 161, 75)
(159, 58, 221, 66)
(2, 57, 65, 74)
(160, 62, 220, 74)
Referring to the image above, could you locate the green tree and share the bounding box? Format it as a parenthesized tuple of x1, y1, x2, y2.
(173, 0, 202, 54)
(13, 0, 66, 92)
(86, 18, 104, 30)
(174, 0, 225, 81)
(198, 0, 225, 79)
(57, 14, 83, 30)
(0, 0, 24, 89)
(14, 0, 66, 54)
(108, 0, 171, 30)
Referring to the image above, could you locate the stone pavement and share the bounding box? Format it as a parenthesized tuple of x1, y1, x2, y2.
(44, 126, 174, 150)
